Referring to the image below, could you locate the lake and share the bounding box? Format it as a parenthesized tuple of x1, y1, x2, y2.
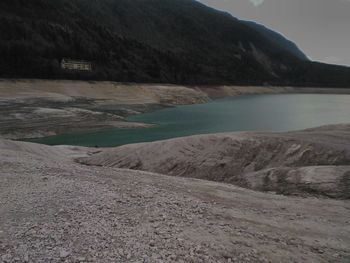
(29, 94, 350, 147)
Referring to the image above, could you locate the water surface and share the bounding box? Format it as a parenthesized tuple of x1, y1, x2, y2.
(30, 94, 350, 147)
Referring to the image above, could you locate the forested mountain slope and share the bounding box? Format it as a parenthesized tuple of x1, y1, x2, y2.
(0, 0, 349, 86)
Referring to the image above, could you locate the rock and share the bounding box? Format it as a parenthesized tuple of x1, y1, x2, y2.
(1, 254, 11, 262)
(76, 256, 86, 262)
(149, 240, 156, 247)
(59, 249, 71, 258)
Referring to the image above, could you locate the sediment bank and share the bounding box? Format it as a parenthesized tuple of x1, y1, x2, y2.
(1, 79, 349, 139)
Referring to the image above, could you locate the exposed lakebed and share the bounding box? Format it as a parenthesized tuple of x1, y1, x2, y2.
(29, 94, 350, 147)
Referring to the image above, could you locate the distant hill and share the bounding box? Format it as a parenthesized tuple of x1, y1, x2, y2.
(0, 0, 349, 86)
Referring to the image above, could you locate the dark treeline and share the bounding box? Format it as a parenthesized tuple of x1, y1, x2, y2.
(0, 0, 349, 87)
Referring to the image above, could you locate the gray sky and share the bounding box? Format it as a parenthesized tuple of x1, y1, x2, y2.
(198, 0, 350, 66)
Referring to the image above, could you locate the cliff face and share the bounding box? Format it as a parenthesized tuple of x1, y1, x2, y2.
(1, 0, 349, 86)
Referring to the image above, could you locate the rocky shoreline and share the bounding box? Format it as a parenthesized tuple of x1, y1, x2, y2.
(1, 79, 350, 140)
(1, 125, 350, 262)
(1, 80, 350, 262)
(0, 79, 208, 139)
(78, 124, 350, 199)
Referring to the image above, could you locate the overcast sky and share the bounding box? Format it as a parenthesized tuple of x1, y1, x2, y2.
(199, 0, 350, 66)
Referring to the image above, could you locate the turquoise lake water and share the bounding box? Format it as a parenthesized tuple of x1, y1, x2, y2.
(29, 94, 350, 147)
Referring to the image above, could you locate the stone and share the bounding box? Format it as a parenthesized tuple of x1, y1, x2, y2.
(59, 249, 71, 258)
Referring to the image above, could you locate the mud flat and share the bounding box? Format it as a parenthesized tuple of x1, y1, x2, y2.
(1, 124, 350, 262)
(1, 79, 350, 139)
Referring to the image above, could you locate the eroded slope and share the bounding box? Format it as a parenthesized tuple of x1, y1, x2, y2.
(79, 124, 350, 198)
(1, 138, 350, 262)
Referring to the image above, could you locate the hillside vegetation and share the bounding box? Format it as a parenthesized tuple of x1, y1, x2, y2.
(0, 0, 350, 86)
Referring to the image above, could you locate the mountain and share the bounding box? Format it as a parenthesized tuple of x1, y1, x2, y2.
(242, 21, 309, 61)
(0, 0, 349, 86)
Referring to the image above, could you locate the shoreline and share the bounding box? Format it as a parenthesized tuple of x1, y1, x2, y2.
(195, 85, 350, 98)
(2, 125, 350, 262)
(1, 79, 350, 140)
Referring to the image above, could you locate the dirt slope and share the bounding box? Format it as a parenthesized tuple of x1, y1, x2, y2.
(1, 138, 350, 262)
(79, 124, 350, 198)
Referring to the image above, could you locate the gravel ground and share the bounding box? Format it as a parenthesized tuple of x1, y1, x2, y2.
(1, 139, 350, 263)
(79, 124, 350, 198)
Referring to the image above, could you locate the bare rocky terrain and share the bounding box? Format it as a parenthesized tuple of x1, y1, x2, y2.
(80, 124, 350, 199)
(2, 79, 350, 139)
(1, 80, 350, 262)
(1, 125, 350, 263)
